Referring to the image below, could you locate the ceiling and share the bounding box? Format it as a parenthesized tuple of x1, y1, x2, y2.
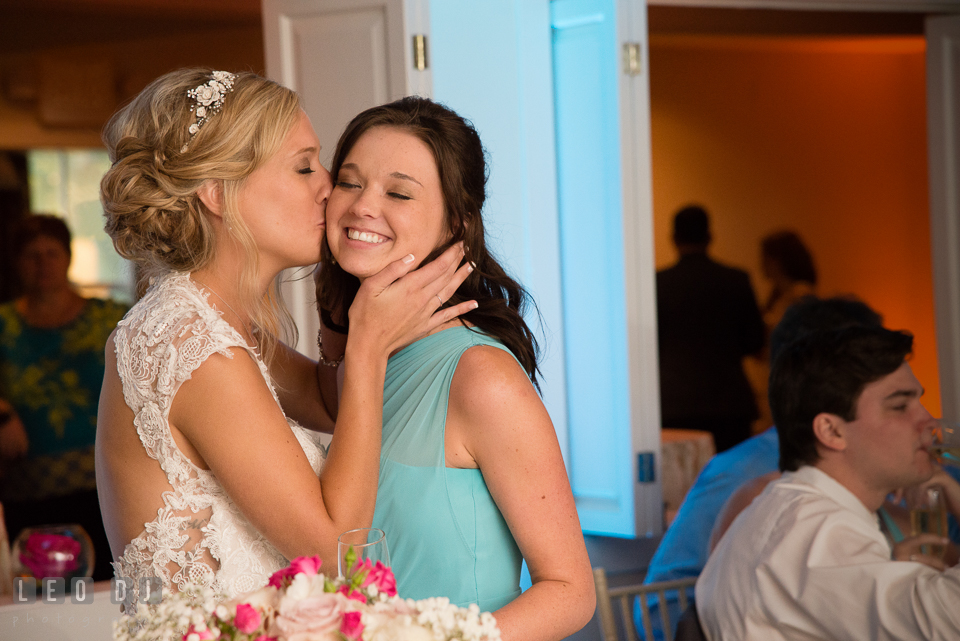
(0, 0, 262, 56)
(647, 6, 925, 35)
(0, 1, 926, 57)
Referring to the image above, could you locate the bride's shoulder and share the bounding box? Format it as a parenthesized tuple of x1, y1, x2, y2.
(122, 272, 218, 336)
(116, 272, 243, 383)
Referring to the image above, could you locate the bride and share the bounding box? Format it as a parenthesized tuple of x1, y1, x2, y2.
(95, 68, 475, 605)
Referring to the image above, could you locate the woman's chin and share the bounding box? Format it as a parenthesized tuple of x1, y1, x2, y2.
(335, 255, 388, 281)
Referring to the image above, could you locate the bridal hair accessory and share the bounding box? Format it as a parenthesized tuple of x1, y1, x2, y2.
(181, 70, 236, 152)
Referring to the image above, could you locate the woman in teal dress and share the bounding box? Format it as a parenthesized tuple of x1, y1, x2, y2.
(0, 214, 128, 580)
(315, 98, 595, 641)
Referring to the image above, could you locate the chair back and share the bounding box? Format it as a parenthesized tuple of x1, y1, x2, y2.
(593, 567, 698, 641)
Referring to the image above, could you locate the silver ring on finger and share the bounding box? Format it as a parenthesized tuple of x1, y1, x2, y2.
(435, 294, 444, 306)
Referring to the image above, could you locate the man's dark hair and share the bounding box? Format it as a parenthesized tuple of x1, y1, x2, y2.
(769, 295, 883, 363)
(771, 325, 913, 472)
(672, 205, 710, 245)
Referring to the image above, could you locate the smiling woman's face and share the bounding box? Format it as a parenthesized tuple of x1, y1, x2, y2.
(325, 126, 448, 281)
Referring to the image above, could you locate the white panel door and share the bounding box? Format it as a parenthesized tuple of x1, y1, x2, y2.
(262, 0, 430, 356)
(551, 0, 661, 538)
(928, 15, 960, 423)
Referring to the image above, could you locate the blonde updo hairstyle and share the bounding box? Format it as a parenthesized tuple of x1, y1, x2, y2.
(101, 68, 303, 359)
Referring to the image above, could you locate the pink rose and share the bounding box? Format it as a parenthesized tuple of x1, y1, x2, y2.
(19, 533, 81, 579)
(272, 592, 343, 640)
(340, 611, 364, 640)
(234, 603, 262, 634)
(253, 637, 278, 641)
(358, 560, 397, 597)
(268, 555, 323, 588)
(337, 585, 368, 603)
(182, 624, 216, 641)
(290, 555, 323, 576)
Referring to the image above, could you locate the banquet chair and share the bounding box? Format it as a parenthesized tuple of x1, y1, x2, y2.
(593, 567, 700, 641)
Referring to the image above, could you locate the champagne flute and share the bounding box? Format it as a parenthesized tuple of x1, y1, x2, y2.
(338, 527, 390, 577)
(907, 486, 948, 559)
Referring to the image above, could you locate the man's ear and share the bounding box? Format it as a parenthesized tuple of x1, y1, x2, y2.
(197, 180, 224, 217)
(812, 413, 847, 453)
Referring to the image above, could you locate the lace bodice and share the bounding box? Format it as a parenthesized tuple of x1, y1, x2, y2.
(111, 271, 324, 609)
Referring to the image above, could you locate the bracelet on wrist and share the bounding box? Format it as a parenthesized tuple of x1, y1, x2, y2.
(317, 329, 345, 368)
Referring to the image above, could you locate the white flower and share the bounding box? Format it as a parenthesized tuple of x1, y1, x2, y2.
(195, 84, 219, 105)
(189, 124, 199, 135)
(226, 584, 280, 613)
(196, 106, 207, 118)
(286, 572, 313, 600)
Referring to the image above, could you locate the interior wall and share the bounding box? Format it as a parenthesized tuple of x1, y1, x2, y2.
(649, 35, 940, 414)
(0, 26, 264, 149)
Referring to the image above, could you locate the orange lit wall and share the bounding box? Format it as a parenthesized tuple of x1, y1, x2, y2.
(649, 35, 939, 415)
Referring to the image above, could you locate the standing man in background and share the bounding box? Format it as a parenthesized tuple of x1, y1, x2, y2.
(656, 205, 764, 452)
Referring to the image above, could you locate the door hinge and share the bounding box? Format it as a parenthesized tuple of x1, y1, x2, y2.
(413, 34, 428, 71)
(637, 451, 655, 483)
(623, 42, 642, 77)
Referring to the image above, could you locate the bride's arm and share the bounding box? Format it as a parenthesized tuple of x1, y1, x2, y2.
(174, 246, 474, 563)
(446, 347, 595, 641)
(266, 324, 345, 433)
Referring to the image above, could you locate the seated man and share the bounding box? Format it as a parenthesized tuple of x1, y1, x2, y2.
(697, 325, 960, 640)
(637, 297, 883, 637)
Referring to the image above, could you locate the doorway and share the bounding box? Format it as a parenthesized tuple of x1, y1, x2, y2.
(647, 7, 939, 420)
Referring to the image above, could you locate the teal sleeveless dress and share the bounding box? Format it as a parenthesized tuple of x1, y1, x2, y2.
(372, 326, 523, 611)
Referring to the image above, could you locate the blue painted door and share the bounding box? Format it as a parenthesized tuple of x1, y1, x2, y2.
(552, 0, 661, 538)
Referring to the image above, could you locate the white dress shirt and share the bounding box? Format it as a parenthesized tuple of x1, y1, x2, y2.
(696, 466, 960, 640)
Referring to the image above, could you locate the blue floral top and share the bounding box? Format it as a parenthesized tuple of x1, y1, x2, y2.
(0, 298, 128, 501)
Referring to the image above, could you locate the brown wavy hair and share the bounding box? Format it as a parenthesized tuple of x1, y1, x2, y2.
(316, 96, 540, 386)
(100, 68, 303, 361)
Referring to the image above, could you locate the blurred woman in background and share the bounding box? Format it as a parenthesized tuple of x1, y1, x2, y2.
(760, 230, 817, 330)
(0, 214, 128, 581)
(747, 230, 818, 434)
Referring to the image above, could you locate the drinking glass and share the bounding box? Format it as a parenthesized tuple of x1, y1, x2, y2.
(337, 527, 389, 577)
(11, 524, 94, 584)
(908, 486, 948, 559)
(932, 421, 960, 465)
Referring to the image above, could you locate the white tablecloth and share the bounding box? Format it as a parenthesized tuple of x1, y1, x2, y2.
(0, 580, 118, 641)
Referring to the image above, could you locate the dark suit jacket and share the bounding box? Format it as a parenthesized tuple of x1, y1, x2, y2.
(656, 253, 765, 423)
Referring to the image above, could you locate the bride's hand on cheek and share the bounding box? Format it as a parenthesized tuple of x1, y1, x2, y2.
(347, 242, 477, 356)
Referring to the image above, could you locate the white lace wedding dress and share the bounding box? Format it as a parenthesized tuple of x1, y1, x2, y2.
(111, 271, 325, 609)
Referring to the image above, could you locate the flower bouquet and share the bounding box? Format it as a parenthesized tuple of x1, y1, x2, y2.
(113, 549, 501, 641)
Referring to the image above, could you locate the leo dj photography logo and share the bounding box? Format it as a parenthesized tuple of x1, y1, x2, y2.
(12, 577, 163, 606)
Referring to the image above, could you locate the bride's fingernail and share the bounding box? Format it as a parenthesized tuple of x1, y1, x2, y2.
(467, 262, 475, 273)
(403, 254, 415, 263)
(471, 301, 479, 309)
